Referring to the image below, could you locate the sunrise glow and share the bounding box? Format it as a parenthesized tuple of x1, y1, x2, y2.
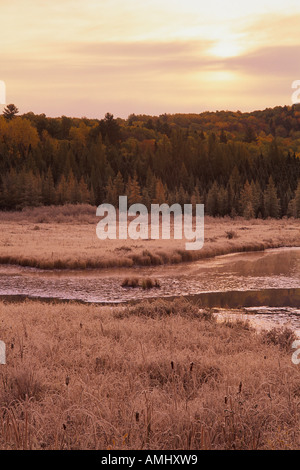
(1, 0, 300, 118)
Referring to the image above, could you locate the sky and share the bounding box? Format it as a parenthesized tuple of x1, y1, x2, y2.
(1, 0, 300, 119)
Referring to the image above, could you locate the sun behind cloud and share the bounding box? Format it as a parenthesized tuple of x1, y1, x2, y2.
(210, 39, 243, 58)
(1, 0, 300, 117)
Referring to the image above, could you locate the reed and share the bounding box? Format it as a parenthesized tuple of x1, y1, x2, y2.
(0, 206, 299, 271)
(121, 277, 161, 289)
(0, 298, 299, 450)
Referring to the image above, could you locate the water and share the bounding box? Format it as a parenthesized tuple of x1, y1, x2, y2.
(0, 247, 299, 330)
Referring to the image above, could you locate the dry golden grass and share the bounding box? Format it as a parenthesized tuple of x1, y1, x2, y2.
(0, 204, 299, 269)
(121, 277, 161, 289)
(0, 297, 300, 450)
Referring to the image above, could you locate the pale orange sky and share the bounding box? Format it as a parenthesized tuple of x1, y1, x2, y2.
(1, 0, 300, 118)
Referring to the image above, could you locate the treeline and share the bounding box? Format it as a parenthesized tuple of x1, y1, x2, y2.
(0, 106, 300, 217)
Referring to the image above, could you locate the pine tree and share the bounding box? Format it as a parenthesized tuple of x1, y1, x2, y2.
(239, 180, 254, 218)
(217, 186, 229, 216)
(190, 186, 201, 216)
(78, 176, 91, 203)
(3, 103, 19, 121)
(67, 170, 79, 203)
(42, 168, 56, 205)
(289, 179, 300, 217)
(126, 173, 142, 205)
(206, 182, 219, 216)
(263, 176, 281, 218)
(191, 186, 202, 205)
(154, 178, 166, 204)
(179, 162, 189, 189)
(244, 201, 255, 219)
(145, 167, 156, 202)
(0, 169, 20, 209)
(142, 187, 151, 209)
(177, 184, 188, 207)
(251, 180, 262, 217)
(105, 176, 116, 205)
(56, 174, 69, 204)
(228, 166, 241, 214)
(114, 171, 125, 199)
(20, 170, 42, 208)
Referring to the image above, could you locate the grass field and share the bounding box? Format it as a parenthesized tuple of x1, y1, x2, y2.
(0, 297, 299, 450)
(0, 204, 299, 269)
(1, 205, 299, 450)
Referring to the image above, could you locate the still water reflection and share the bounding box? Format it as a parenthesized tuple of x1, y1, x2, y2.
(1, 247, 299, 330)
(0, 247, 299, 303)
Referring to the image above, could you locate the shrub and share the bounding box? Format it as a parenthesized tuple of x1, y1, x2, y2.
(260, 327, 297, 352)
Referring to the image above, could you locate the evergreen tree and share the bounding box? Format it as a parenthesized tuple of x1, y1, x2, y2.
(105, 176, 116, 205)
(239, 180, 254, 218)
(78, 176, 91, 203)
(154, 179, 167, 204)
(3, 103, 19, 120)
(263, 176, 281, 218)
(251, 180, 262, 217)
(42, 168, 56, 205)
(289, 179, 300, 217)
(217, 186, 228, 216)
(56, 174, 69, 204)
(206, 182, 219, 216)
(126, 173, 142, 205)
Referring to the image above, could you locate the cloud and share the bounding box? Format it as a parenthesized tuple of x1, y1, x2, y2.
(243, 13, 300, 46)
(224, 46, 300, 77)
(2, 4, 300, 117)
(1, 39, 219, 87)
(68, 40, 207, 57)
(65, 39, 216, 74)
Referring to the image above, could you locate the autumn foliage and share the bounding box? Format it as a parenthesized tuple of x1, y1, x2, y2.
(1, 105, 300, 217)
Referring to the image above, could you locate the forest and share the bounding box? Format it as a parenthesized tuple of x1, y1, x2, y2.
(1, 103, 300, 218)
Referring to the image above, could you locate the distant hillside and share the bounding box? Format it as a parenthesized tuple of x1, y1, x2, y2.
(0, 104, 300, 217)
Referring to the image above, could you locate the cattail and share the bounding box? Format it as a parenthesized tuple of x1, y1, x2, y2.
(135, 412, 139, 422)
(171, 361, 174, 370)
(238, 381, 242, 394)
(190, 362, 194, 372)
(65, 376, 70, 386)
